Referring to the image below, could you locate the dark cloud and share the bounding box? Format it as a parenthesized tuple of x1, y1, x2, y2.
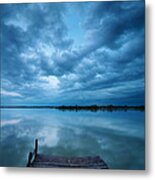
(1, 3, 71, 84)
(0, 1, 145, 105)
(84, 1, 144, 50)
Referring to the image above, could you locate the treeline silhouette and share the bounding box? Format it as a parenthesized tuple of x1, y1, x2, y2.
(55, 105, 144, 112)
(0, 105, 145, 112)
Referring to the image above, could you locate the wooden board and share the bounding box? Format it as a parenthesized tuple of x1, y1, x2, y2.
(26, 139, 108, 169)
(28, 154, 108, 169)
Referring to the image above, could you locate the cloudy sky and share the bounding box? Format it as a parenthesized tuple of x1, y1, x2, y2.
(0, 1, 144, 106)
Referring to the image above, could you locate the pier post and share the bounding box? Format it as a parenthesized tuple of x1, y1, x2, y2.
(27, 152, 33, 167)
(34, 139, 38, 157)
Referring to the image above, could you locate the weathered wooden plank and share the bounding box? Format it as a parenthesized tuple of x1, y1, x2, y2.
(35, 154, 103, 164)
(31, 161, 108, 169)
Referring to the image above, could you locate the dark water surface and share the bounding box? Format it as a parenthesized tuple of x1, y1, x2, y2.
(0, 109, 145, 169)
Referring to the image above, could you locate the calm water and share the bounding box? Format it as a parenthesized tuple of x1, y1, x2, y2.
(0, 109, 145, 169)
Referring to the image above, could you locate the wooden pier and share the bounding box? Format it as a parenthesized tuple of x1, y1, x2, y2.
(27, 139, 108, 169)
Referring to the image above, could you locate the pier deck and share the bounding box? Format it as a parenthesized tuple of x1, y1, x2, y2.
(27, 139, 108, 169)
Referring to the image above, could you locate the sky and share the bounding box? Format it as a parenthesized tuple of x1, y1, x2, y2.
(0, 1, 145, 106)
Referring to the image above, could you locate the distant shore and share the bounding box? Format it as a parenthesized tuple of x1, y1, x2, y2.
(0, 105, 145, 112)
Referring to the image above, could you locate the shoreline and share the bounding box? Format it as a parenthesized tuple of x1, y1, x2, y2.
(0, 105, 145, 111)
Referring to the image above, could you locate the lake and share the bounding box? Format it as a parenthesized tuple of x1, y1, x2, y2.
(0, 108, 145, 169)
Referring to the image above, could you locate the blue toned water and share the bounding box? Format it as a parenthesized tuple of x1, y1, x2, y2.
(0, 109, 145, 169)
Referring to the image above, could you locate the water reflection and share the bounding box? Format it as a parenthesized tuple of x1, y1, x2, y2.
(0, 109, 144, 169)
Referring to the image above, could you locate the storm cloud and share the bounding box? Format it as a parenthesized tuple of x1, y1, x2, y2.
(0, 1, 145, 105)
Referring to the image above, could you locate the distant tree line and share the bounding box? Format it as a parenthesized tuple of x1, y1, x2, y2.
(55, 105, 144, 112)
(0, 105, 145, 112)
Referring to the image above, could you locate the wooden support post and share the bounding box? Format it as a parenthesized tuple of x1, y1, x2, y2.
(27, 152, 33, 167)
(34, 139, 38, 157)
